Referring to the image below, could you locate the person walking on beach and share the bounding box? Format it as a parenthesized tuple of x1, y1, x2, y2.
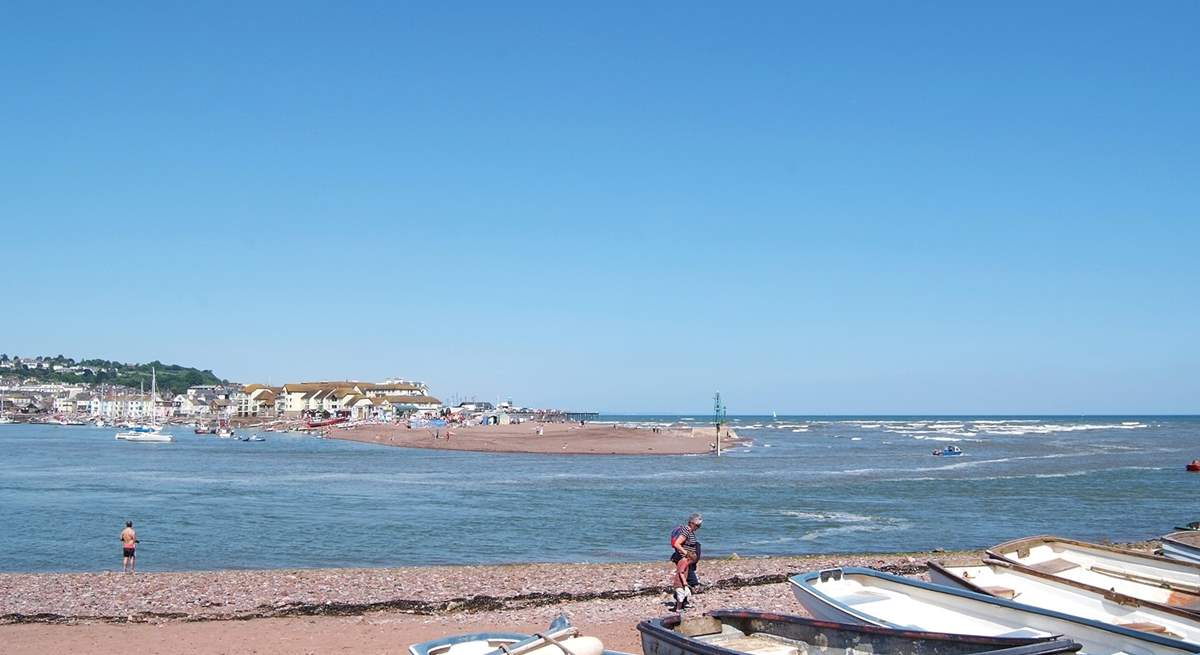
(121, 521, 138, 573)
(670, 513, 703, 610)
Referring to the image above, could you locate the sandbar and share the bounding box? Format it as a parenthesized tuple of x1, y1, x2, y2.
(322, 422, 744, 455)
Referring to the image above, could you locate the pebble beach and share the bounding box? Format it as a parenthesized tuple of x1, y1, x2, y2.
(0, 550, 961, 654)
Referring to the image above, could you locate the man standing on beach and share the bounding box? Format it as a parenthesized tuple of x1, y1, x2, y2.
(670, 513, 703, 609)
(121, 521, 138, 573)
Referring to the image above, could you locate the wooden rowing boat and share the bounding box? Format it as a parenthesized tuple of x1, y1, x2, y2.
(788, 567, 1200, 655)
(988, 535, 1200, 602)
(928, 558, 1200, 640)
(638, 609, 1082, 655)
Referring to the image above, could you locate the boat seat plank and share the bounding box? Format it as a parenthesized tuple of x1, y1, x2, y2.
(702, 634, 798, 655)
(1027, 558, 1080, 575)
(1117, 621, 1182, 640)
(981, 586, 1017, 599)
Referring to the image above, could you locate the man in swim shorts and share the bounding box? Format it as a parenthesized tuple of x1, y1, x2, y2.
(121, 521, 138, 573)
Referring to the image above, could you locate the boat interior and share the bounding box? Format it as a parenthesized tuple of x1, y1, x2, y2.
(811, 575, 1051, 639)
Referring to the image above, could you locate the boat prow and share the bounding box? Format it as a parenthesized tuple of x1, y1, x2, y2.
(1162, 531, 1200, 565)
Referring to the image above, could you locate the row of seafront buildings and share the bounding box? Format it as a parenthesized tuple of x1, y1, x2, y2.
(236, 380, 442, 421)
(2, 378, 442, 422)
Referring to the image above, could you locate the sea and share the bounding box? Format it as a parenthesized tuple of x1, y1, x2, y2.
(0, 416, 1196, 573)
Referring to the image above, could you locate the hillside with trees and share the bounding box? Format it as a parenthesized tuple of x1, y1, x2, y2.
(0, 354, 226, 395)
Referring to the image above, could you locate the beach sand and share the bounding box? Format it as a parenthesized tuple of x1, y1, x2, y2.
(0, 551, 951, 654)
(323, 422, 744, 456)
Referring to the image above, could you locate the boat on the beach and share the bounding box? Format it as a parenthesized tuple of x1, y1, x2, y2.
(307, 416, 347, 428)
(638, 609, 1082, 655)
(927, 558, 1200, 640)
(409, 614, 628, 655)
(789, 567, 1200, 655)
(988, 535, 1200, 598)
(932, 445, 964, 457)
(1162, 531, 1200, 565)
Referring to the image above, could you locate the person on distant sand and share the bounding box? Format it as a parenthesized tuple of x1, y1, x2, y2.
(121, 521, 138, 573)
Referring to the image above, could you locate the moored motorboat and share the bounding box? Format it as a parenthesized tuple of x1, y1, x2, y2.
(927, 558, 1200, 640)
(409, 614, 628, 655)
(1176, 522, 1200, 532)
(789, 567, 1200, 655)
(988, 535, 1200, 598)
(639, 609, 1082, 655)
(116, 430, 173, 443)
(1162, 531, 1200, 565)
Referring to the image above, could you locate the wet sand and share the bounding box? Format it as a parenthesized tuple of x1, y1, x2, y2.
(0, 551, 956, 654)
(323, 422, 744, 455)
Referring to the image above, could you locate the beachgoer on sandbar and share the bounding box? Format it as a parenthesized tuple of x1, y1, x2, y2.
(121, 521, 138, 573)
(670, 512, 703, 610)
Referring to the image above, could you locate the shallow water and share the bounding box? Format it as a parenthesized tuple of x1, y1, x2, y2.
(0, 416, 1195, 572)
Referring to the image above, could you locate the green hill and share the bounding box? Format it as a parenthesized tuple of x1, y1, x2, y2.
(0, 354, 226, 396)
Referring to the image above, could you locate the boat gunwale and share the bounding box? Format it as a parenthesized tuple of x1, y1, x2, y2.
(636, 609, 1080, 655)
(788, 567, 1200, 652)
(927, 558, 1200, 622)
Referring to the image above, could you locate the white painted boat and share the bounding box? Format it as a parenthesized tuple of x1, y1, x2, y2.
(989, 536, 1200, 599)
(789, 567, 1200, 655)
(409, 615, 626, 655)
(928, 559, 1200, 642)
(116, 430, 173, 442)
(1162, 532, 1200, 565)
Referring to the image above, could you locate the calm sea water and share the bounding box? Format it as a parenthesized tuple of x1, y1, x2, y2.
(0, 416, 1196, 573)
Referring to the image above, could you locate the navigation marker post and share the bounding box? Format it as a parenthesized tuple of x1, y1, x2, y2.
(713, 391, 727, 456)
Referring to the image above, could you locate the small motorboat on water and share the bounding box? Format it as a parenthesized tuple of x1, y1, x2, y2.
(639, 609, 1082, 655)
(240, 434, 265, 442)
(194, 423, 214, 434)
(988, 535, 1200, 599)
(1186, 460, 1200, 472)
(409, 614, 628, 655)
(1161, 531, 1200, 565)
(789, 567, 1200, 655)
(116, 429, 173, 443)
(1175, 522, 1200, 532)
(932, 445, 964, 457)
(927, 558, 1200, 640)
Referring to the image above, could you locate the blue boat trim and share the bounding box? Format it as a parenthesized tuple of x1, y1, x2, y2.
(789, 567, 1200, 652)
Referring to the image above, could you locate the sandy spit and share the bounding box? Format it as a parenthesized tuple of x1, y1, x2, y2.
(323, 421, 746, 456)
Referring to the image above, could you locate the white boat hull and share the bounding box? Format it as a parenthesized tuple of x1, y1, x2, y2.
(928, 559, 1200, 642)
(989, 536, 1200, 599)
(789, 567, 1200, 655)
(116, 431, 173, 443)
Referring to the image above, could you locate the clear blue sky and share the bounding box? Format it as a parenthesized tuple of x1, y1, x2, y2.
(2, 2, 1196, 413)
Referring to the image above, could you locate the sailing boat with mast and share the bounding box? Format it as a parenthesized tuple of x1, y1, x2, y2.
(116, 367, 173, 443)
